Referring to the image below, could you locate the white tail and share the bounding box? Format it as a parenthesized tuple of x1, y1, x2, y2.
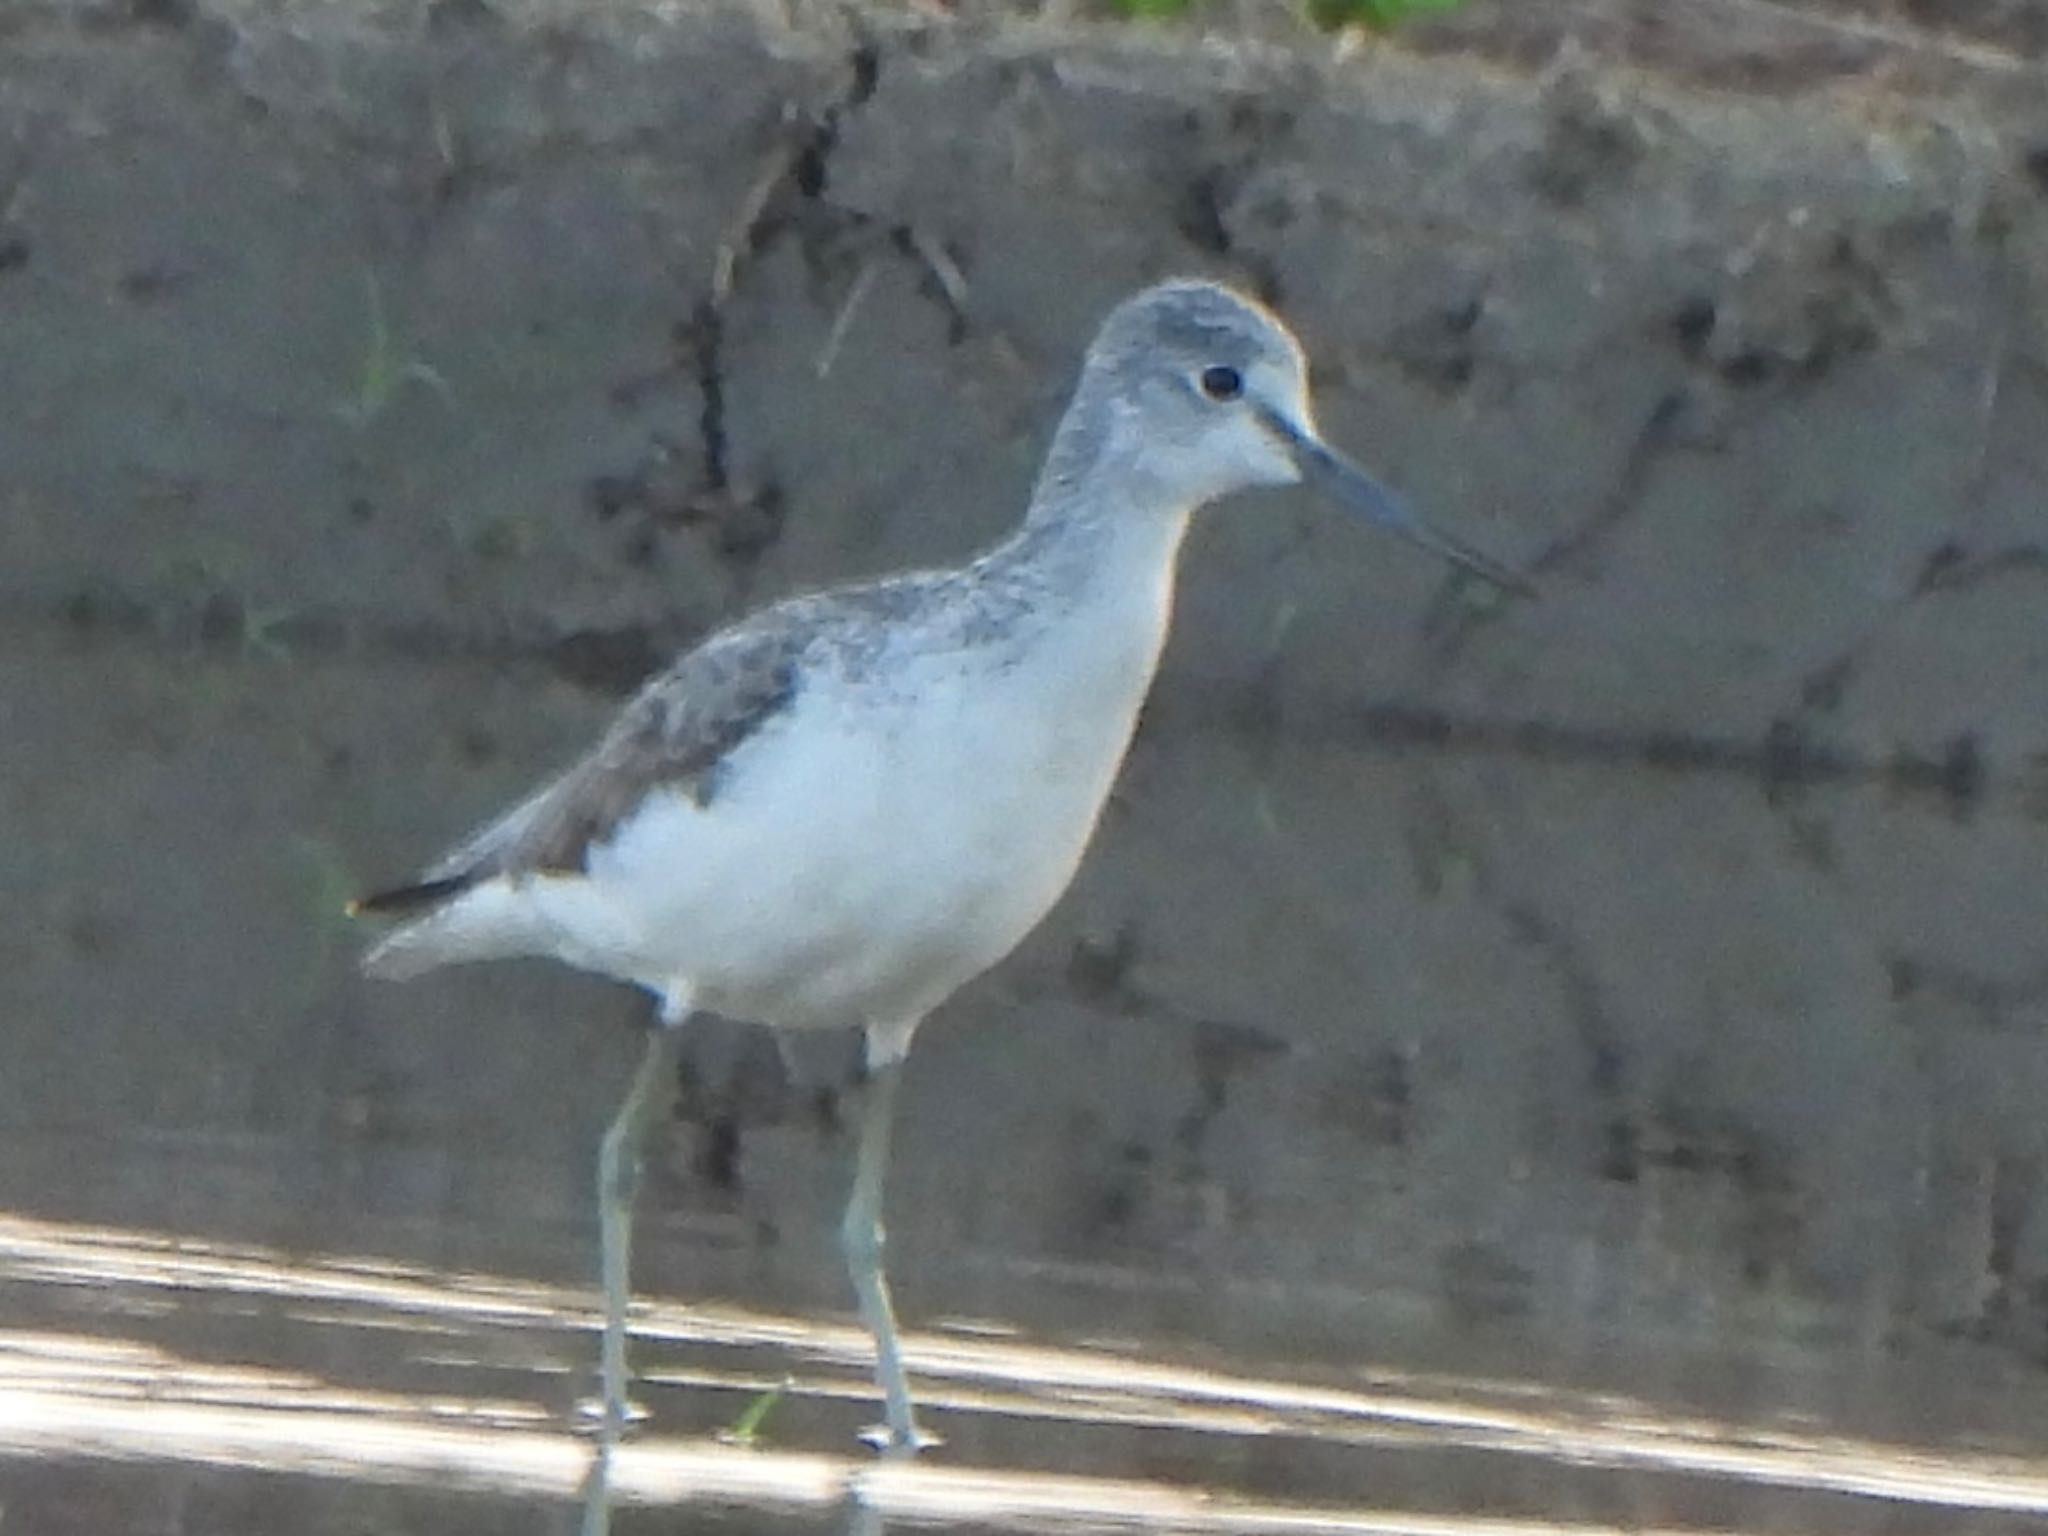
(359, 882, 546, 981)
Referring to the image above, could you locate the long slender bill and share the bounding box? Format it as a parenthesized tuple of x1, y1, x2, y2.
(1273, 412, 1534, 597)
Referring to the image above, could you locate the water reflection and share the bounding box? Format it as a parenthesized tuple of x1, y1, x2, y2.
(3, 1211, 2046, 1533)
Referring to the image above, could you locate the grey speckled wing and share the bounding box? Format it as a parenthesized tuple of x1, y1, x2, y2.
(351, 621, 803, 915)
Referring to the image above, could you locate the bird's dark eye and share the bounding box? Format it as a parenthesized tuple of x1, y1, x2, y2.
(1199, 364, 1243, 402)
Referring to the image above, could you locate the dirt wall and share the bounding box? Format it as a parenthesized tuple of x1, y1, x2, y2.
(6, 0, 2048, 1457)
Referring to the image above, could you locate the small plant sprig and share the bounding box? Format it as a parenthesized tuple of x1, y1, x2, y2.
(1309, 0, 1466, 30)
(337, 272, 451, 430)
(716, 1379, 791, 1448)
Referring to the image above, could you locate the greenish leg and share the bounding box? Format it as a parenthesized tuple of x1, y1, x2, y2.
(578, 1021, 683, 1536)
(575, 1439, 614, 1536)
(597, 1023, 683, 1439)
(838, 1050, 931, 1453)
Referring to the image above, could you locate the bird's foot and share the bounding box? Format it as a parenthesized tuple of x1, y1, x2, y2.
(573, 1394, 652, 1436)
(859, 1421, 942, 1456)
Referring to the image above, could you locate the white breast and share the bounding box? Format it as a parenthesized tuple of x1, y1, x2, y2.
(578, 518, 1184, 1030)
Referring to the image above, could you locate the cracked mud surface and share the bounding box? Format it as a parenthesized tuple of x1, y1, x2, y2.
(6, 0, 2048, 1528)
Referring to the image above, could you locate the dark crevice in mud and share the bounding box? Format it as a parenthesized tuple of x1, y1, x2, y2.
(28, 582, 708, 696)
(425, 0, 497, 38)
(1175, 168, 1233, 258)
(682, 300, 731, 497)
(1889, 952, 2048, 1033)
(1058, 927, 1289, 1139)
(1320, 1044, 1416, 1152)
(1423, 388, 1691, 666)
(695, 1111, 743, 1194)
(1496, 899, 1634, 1180)
(1170, 99, 1293, 308)
(1784, 530, 2048, 762)
(597, 316, 789, 580)
(1527, 77, 1645, 208)
(588, 305, 786, 586)
(2025, 144, 2048, 195)
(1678, 227, 1900, 394)
(1917, 541, 2048, 593)
(1173, 1018, 1288, 1165)
(594, 34, 887, 587)
(770, 38, 970, 344)
(1891, 732, 1987, 818)
(17, 589, 2032, 813)
(1636, 1082, 1805, 1290)
(547, 626, 668, 694)
(1671, 296, 1719, 358)
(75, 0, 197, 30)
(1388, 295, 1487, 398)
(1154, 685, 2021, 817)
(792, 42, 880, 201)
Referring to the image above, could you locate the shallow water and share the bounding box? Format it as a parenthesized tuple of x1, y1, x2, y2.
(5, 1170, 2048, 1535)
(8, 627, 2048, 1531)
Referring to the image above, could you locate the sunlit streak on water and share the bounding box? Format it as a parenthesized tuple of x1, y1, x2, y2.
(1, 1212, 2045, 1528)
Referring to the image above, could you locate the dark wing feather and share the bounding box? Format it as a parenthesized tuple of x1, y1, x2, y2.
(346, 875, 472, 918)
(350, 620, 804, 914)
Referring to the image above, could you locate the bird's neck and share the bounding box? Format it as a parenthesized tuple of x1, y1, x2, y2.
(983, 389, 1196, 603)
(958, 396, 1196, 724)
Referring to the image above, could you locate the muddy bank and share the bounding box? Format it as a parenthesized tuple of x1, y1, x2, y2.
(4, 0, 2048, 1518)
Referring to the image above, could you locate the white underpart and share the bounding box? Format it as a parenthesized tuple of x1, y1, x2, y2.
(366, 507, 1192, 1042)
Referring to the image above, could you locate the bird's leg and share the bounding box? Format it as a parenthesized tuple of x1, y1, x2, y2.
(595, 1020, 684, 1440)
(578, 1019, 681, 1536)
(575, 1437, 614, 1536)
(839, 1038, 933, 1453)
